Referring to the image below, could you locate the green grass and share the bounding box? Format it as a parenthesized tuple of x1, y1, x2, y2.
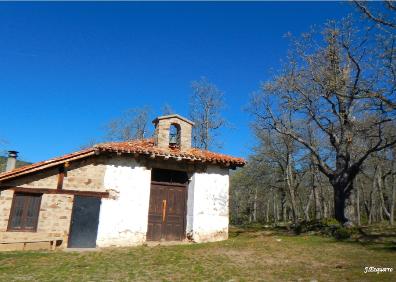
(0, 226, 395, 281)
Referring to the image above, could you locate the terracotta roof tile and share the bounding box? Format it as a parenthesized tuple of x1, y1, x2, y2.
(94, 139, 246, 166)
(0, 139, 245, 182)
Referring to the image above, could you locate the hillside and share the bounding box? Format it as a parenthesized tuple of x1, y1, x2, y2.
(0, 156, 31, 173)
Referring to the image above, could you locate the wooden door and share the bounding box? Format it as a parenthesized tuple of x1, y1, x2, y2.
(146, 182, 187, 241)
(68, 196, 101, 248)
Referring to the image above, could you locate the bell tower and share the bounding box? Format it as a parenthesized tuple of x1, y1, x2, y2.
(152, 114, 194, 150)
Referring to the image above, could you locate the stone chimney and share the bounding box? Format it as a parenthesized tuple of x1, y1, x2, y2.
(152, 114, 194, 150)
(6, 150, 18, 172)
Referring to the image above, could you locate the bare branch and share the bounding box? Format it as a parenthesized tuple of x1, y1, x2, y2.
(354, 1, 396, 29)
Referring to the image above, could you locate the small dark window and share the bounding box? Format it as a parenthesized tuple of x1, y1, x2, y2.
(151, 168, 188, 184)
(8, 192, 42, 232)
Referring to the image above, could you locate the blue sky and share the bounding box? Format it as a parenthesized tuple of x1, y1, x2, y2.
(0, 1, 355, 163)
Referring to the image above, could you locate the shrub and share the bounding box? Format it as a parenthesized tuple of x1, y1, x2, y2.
(292, 220, 331, 235)
(291, 219, 356, 240)
(332, 226, 352, 240)
(321, 218, 339, 226)
(293, 223, 303, 235)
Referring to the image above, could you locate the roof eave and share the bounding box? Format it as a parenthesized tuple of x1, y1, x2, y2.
(0, 149, 96, 183)
(97, 147, 245, 168)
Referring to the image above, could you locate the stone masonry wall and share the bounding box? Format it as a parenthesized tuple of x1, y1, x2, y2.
(155, 117, 192, 150)
(62, 158, 107, 191)
(6, 168, 59, 189)
(0, 190, 14, 234)
(4, 157, 107, 192)
(0, 156, 107, 250)
(0, 189, 73, 248)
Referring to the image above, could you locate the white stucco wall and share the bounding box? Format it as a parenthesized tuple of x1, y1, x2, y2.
(187, 165, 230, 243)
(96, 158, 151, 247)
(96, 157, 230, 246)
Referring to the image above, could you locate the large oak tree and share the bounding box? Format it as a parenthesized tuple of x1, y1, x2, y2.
(249, 17, 396, 225)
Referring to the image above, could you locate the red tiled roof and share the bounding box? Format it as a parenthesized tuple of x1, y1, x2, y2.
(0, 139, 245, 183)
(94, 139, 246, 166)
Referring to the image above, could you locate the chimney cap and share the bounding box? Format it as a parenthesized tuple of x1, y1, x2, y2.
(7, 151, 18, 158)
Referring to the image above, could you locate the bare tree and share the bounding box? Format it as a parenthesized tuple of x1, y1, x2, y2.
(249, 18, 396, 226)
(354, 1, 396, 29)
(105, 106, 152, 141)
(254, 128, 305, 223)
(370, 148, 396, 225)
(189, 77, 226, 150)
(230, 159, 270, 224)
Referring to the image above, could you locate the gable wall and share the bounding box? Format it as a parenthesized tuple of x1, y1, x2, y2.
(4, 156, 107, 192)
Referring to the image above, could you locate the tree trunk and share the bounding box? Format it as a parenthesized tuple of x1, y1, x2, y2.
(275, 196, 280, 222)
(369, 190, 374, 224)
(280, 188, 287, 222)
(273, 191, 277, 223)
(323, 201, 328, 219)
(313, 184, 321, 220)
(266, 198, 270, 223)
(356, 181, 361, 226)
(312, 164, 321, 220)
(390, 174, 395, 225)
(378, 202, 382, 222)
(333, 182, 355, 226)
(376, 166, 391, 221)
(391, 156, 396, 225)
(362, 188, 371, 224)
(321, 185, 328, 219)
(286, 159, 299, 223)
(253, 187, 258, 222)
(304, 189, 313, 221)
